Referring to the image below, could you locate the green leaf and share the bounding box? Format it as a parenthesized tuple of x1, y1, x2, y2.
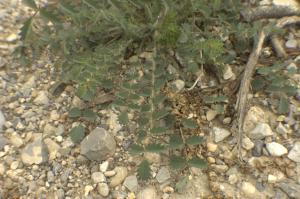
(170, 155, 186, 170)
(186, 136, 204, 146)
(203, 95, 228, 104)
(152, 108, 169, 120)
(145, 143, 165, 153)
(150, 127, 168, 134)
(118, 111, 129, 125)
(137, 117, 149, 126)
(175, 176, 189, 193)
(82, 109, 97, 121)
(137, 160, 151, 180)
(251, 77, 265, 91)
(69, 107, 81, 118)
(69, 125, 85, 143)
(22, 0, 37, 9)
(129, 144, 144, 155)
(39, 8, 60, 22)
(153, 94, 166, 104)
(169, 134, 184, 149)
(19, 17, 33, 41)
(187, 157, 207, 168)
(140, 104, 151, 112)
(182, 118, 198, 129)
(128, 103, 140, 110)
(278, 96, 289, 114)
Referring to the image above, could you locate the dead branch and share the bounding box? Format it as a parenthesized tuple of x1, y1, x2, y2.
(271, 35, 287, 58)
(241, 5, 300, 21)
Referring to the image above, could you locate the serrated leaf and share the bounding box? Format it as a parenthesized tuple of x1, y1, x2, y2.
(82, 109, 97, 121)
(175, 176, 189, 193)
(278, 96, 289, 114)
(140, 104, 151, 112)
(251, 77, 265, 91)
(154, 78, 166, 90)
(22, 0, 37, 9)
(128, 103, 140, 110)
(145, 143, 165, 153)
(211, 104, 224, 114)
(137, 117, 149, 126)
(137, 130, 147, 142)
(39, 8, 60, 22)
(118, 111, 129, 125)
(129, 144, 144, 155)
(20, 17, 33, 41)
(150, 127, 168, 134)
(170, 155, 186, 170)
(182, 118, 198, 129)
(137, 160, 151, 180)
(187, 157, 207, 168)
(169, 134, 184, 149)
(153, 94, 166, 104)
(186, 136, 204, 146)
(69, 107, 81, 118)
(69, 125, 85, 143)
(152, 109, 169, 120)
(139, 88, 151, 97)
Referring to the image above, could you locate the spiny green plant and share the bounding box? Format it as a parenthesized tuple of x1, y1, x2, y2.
(19, 0, 266, 181)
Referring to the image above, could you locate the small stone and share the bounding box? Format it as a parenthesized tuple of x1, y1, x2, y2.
(223, 117, 231, 124)
(33, 91, 49, 105)
(97, 183, 109, 197)
(207, 142, 218, 152)
(268, 171, 285, 183)
(55, 189, 65, 199)
(213, 127, 231, 143)
(228, 174, 238, 184)
(162, 186, 174, 194)
(243, 106, 266, 132)
(50, 110, 60, 121)
(123, 175, 138, 192)
(171, 79, 185, 92)
(144, 152, 161, 163)
(0, 134, 8, 150)
(104, 170, 116, 177)
(206, 110, 218, 121)
(156, 167, 171, 183)
(285, 39, 298, 49)
(288, 142, 300, 162)
(10, 161, 19, 170)
(276, 123, 288, 135)
(6, 33, 18, 42)
(110, 167, 128, 187)
(0, 163, 5, 175)
(44, 138, 60, 161)
(92, 172, 106, 183)
(100, 161, 109, 172)
(241, 182, 257, 196)
(247, 123, 273, 139)
(137, 186, 157, 199)
(266, 142, 288, 156)
(84, 185, 94, 196)
(80, 128, 116, 161)
(0, 110, 5, 132)
(207, 157, 216, 164)
(223, 65, 235, 80)
(21, 136, 48, 165)
(252, 140, 264, 157)
(242, 137, 254, 150)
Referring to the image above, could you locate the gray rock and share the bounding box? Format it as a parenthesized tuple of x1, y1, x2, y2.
(252, 140, 264, 157)
(110, 167, 128, 187)
(266, 142, 288, 156)
(247, 123, 273, 140)
(288, 142, 300, 163)
(33, 91, 49, 105)
(0, 134, 8, 150)
(273, 189, 289, 199)
(278, 180, 300, 199)
(0, 110, 5, 132)
(21, 136, 48, 165)
(92, 172, 106, 183)
(285, 39, 298, 49)
(97, 183, 109, 197)
(156, 167, 171, 183)
(137, 186, 158, 199)
(80, 127, 116, 161)
(123, 175, 138, 192)
(213, 127, 231, 142)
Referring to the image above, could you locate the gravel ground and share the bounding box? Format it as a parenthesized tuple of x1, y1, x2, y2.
(1, 0, 300, 199)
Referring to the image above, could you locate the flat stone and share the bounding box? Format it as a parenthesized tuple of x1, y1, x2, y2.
(43, 124, 58, 137)
(241, 182, 257, 196)
(92, 172, 106, 183)
(206, 110, 218, 121)
(137, 186, 158, 199)
(243, 106, 266, 132)
(242, 137, 254, 150)
(171, 79, 185, 92)
(223, 65, 235, 80)
(97, 183, 109, 197)
(288, 142, 300, 162)
(44, 138, 61, 161)
(266, 142, 288, 156)
(156, 167, 171, 183)
(110, 167, 128, 187)
(278, 180, 300, 199)
(10, 133, 25, 148)
(80, 127, 116, 161)
(123, 175, 138, 192)
(100, 161, 109, 172)
(285, 39, 298, 49)
(207, 142, 218, 152)
(213, 127, 231, 142)
(21, 136, 48, 165)
(33, 91, 49, 106)
(247, 123, 273, 140)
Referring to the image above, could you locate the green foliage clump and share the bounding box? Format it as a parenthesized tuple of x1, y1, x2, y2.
(20, 0, 263, 181)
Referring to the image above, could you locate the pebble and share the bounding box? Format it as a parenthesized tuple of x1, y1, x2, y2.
(207, 142, 218, 152)
(242, 137, 254, 150)
(223, 65, 235, 80)
(0, 163, 5, 175)
(156, 167, 171, 183)
(44, 138, 60, 161)
(0, 134, 8, 150)
(171, 79, 185, 92)
(223, 117, 231, 124)
(247, 123, 273, 140)
(137, 186, 158, 199)
(144, 152, 161, 163)
(228, 174, 238, 184)
(212, 127, 231, 142)
(0, 110, 5, 132)
(110, 167, 128, 187)
(50, 110, 60, 121)
(276, 123, 288, 135)
(10, 161, 19, 170)
(123, 175, 138, 192)
(84, 185, 94, 196)
(241, 182, 257, 196)
(100, 161, 109, 172)
(268, 171, 285, 183)
(243, 106, 266, 132)
(104, 170, 116, 177)
(206, 110, 217, 121)
(33, 91, 49, 105)
(266, 142, 288, 156)
(97, 182, 110, 197)
(91, 172, 106, 183)
(21, 136, 48, 165)
(278, 180, 300, 198)
(288, 142, 300, 162)
(162, 186, 174, 194)
(285, 39, 298, 49)
(252, 140, 264, 157)
(80, 128, 116, 161)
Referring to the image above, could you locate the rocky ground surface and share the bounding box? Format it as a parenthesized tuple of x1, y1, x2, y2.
(1, 0, 300, 199)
